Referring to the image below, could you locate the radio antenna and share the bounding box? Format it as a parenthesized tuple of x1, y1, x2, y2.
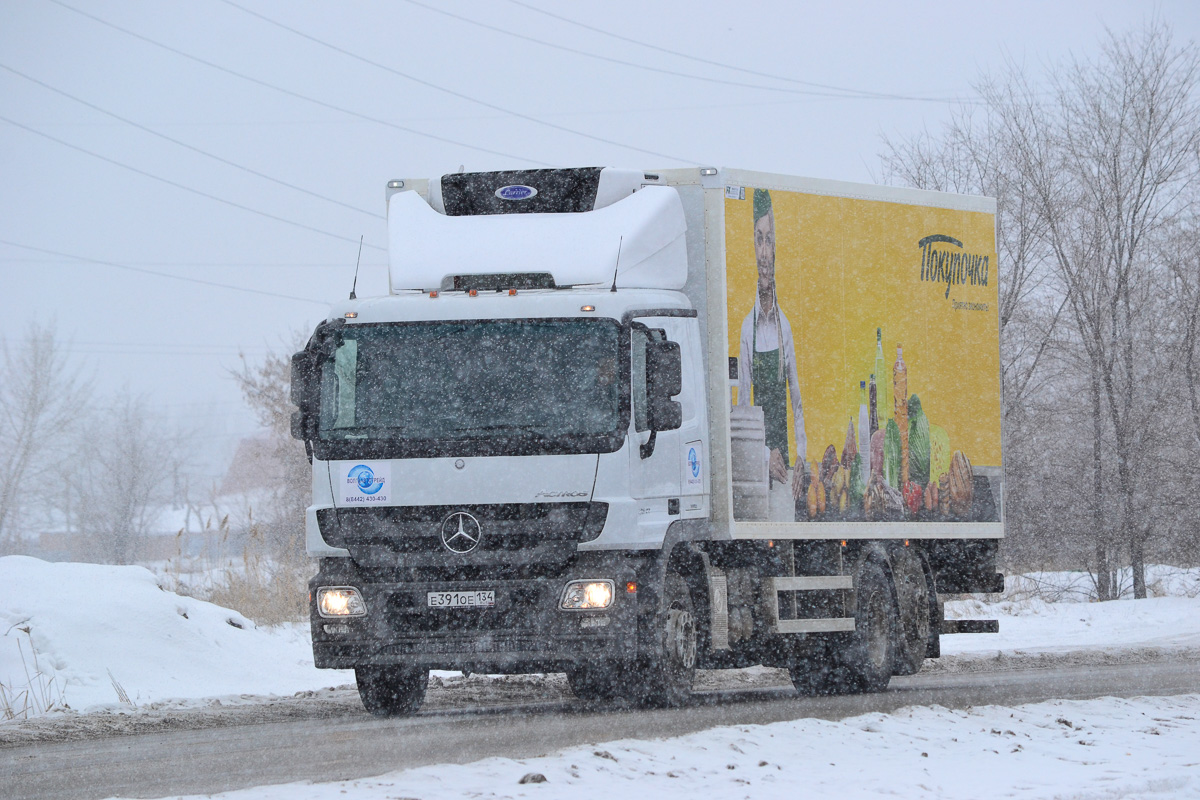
(349, 235, 363, 300)
(610, 236, 623, 293)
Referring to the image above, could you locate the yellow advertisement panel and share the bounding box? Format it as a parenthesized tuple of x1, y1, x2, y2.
(725, 187, 1000, 525)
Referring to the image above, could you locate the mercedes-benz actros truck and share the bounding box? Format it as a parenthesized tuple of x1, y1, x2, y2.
(290, 167, 1003, 716)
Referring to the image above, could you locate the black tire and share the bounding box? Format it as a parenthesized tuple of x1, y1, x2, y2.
(891, 550, 933, 676)
(565, 661, 625, 702)
(627, 570, 697, 707)
(788, 651, 842, 696)
(840, 560, 897, 693)
(355, 665, 429, 717)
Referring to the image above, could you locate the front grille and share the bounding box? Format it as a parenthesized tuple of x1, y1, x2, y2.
(317, 503, 607, 571)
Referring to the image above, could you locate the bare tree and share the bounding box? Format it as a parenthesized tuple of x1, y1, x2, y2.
(229, 338, 310, 571)
(884, 22, 1200, 598)
(0, 324, 90, 553)
(70, 393, 187, 564)
(989, 24, 1200, 598)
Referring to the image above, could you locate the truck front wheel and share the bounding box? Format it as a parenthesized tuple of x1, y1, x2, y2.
(355, 665, 429, 717)
(629, 570, 697, 707)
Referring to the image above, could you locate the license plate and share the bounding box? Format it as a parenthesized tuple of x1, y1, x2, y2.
(427, 590, 495, 609)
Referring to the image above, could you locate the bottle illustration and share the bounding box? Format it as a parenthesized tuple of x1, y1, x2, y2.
(873, 328, 889, 427)
(894, 344, 909, 487)
(868, 373, 878, 436)
(858, 380, 871, 481)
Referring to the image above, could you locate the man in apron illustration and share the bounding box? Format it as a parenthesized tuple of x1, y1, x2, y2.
(737, 188, 807, 520)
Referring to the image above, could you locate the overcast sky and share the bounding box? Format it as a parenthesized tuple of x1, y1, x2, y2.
(2, 0, 1198, 482)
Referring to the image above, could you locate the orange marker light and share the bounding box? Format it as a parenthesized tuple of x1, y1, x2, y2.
(767, 540, 774, 548)
(840, 540, 847, 547)
(468, 289, 478, 297)
(508, 288, 518, 296)
(904, 539, 910, 547)
(580, 304, 596, 312)
(429, 290, 439, 298)
(625, 581, 637, 594)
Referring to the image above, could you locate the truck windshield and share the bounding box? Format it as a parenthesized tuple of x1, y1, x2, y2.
(316, 319, 622, 456)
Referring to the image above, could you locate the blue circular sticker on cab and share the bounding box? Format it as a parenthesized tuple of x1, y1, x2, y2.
(688, 447, 700, 478)
(347, 464, 385, 495)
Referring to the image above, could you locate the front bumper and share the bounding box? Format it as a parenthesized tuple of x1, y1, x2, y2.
(310, 563, 640, 672)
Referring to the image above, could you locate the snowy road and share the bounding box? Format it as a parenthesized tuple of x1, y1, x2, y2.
(4, 657, 1200, 800)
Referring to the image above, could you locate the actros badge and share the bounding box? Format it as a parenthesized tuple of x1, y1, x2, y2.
(440, 511, 482, 554)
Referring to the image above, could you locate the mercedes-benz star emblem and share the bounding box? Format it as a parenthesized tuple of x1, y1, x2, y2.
(440, 511, 482, 554)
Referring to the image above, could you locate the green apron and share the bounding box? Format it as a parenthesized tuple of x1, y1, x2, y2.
(752, 308, 790, 468)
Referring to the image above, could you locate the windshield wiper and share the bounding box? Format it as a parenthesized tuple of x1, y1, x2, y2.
(448, 424, 553, 437)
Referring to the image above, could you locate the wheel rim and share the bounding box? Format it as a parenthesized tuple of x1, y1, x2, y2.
(667, 607, 697, 669)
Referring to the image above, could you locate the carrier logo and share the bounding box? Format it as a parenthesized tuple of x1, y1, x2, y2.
(495, 184, 537, 201)
(341, 462, 390, 504)
(440, 511, 482, 554)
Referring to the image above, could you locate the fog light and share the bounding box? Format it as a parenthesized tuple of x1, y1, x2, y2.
(316, 587, 366, 618)
(560, 579, 614, 610)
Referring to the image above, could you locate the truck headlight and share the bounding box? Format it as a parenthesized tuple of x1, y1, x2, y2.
(560, 579, 614, 610)
(316, 586, 367, 617)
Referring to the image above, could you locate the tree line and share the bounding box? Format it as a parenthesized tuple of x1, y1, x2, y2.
(880, 22, 1200, 599)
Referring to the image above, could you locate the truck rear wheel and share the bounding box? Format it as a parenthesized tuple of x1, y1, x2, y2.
(628, 570, 697, 707)
(841, 560, 896, 693)
(355, 665, 429, 717)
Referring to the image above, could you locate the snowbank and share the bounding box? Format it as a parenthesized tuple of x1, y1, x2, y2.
(160, 693, 1200, 799)
(0, 556, 350, 715)
(943, 566, 1200, 657)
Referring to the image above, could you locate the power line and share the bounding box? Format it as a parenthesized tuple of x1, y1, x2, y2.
(0, 113, 385, 252)
(0, 63, 382, 220)
(505, 0, 975, 104)
(47, 0, 554, 167)
(218, 0, 700, 165)
(0, 239, 328, 305)
(402, 0, 972, 105)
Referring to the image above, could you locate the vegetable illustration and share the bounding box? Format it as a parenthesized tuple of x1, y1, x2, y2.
(938, 472, 951, 516)
(883, 419, 902, 488)
(929, 424, 951, 482)
(842, 421, 857, 470)
(925, 479, 938, 512)
(849, 452, 866, 504)
(948, 451, 974, 517)
(820, 445, 839, 489)
(903, 481, 923, 516)
(870, 429, 885, 478)
(907, 395, 931, 486)
(807, 460, 826, 518)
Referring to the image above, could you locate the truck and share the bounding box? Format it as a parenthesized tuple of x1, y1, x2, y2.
(289, 166, 1004, 716)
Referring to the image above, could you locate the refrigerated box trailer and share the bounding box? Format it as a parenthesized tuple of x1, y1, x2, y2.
(290, 166, 1004, 715)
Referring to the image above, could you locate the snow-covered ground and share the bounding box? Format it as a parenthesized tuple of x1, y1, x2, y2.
(3, 556, 1199, 720)
(156, 693, 1200, 800)
(0, 556, 352, 717)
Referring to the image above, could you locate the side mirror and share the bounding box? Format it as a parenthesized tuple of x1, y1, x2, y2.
(646, 340, 682, 432)
(289, 351, 319, 440)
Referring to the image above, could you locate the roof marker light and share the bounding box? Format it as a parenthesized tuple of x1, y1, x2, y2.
(344, 311, 358, 318)
(387, 179, 404, 188)
(700, 167, 718, 176)
(429, 290, 438, 298)
(508, 288, 518, 296)
(468, 289, 478, 297)
(580, 305, 595, 312)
